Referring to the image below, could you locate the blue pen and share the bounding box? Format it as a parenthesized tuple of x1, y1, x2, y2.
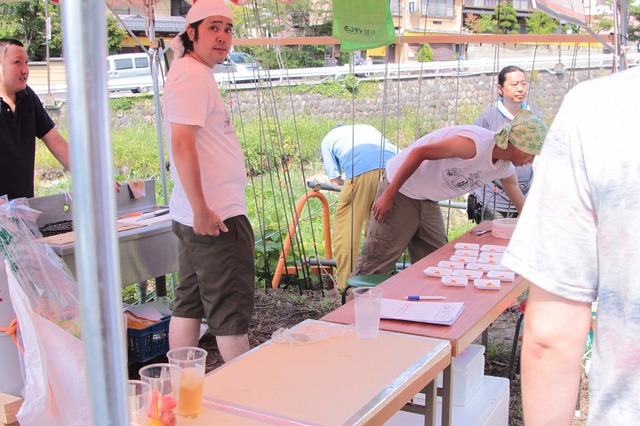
(406, 296, 446, 301)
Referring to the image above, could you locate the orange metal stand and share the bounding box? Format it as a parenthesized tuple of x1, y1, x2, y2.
(271, 190, 333, 289)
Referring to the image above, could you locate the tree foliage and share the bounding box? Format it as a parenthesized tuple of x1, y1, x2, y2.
(417, 44, 433, 62)
(107, 14, 127, 55)
(526, 11, 559, 34)
(495, 3, 520, 34)
(465, 4, 520, 34)
(232, 0, 333, 69)
(0, 1, 128, 59)
(464, 13, 497, 34)
(0, 0, 60, 60)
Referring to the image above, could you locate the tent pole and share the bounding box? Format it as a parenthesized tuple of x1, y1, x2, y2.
(61, 1, 129, 425)
(43, 0, 55, 108)
(107, 3, 169, 204)
(146, 3, 169, 205)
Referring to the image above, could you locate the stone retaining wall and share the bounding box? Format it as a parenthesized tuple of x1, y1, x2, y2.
(49, 68, 606, 131)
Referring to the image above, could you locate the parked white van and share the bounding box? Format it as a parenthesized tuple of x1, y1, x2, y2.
(107, 53, 161, 93)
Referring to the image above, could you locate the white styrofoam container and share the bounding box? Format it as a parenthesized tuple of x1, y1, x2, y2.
(436, 344, 485, 406)
(384, 375, 510, 426)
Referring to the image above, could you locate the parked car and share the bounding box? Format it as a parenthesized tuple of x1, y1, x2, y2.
(107, 53, 158, 93)
(214, 52, 262, 83)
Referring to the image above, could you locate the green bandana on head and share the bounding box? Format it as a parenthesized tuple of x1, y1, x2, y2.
(494, 109, 548, 155)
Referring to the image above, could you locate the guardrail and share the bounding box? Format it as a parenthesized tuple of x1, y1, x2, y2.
(215, 52, 640, 87)
(34, 51, 639, 97)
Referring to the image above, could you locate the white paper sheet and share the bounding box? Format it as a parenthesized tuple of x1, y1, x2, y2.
(380, 299, 465, 326)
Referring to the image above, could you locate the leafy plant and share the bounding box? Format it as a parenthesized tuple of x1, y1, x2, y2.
(107, 14, 127, 55)
(342, 73, 359, 94)
(417, 44, 434, 62)
(110, 96, 137, 111)
(465, 3, 519, 34)
(526, 11, 559, 34)
(0, 1, 129, 60)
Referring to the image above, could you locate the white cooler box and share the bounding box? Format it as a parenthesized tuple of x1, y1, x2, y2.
(384, 375, 510, 426)
(437, 343, 485, 406)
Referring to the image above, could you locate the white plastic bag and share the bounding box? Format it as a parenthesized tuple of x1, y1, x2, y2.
(8, 268, 90, 426)
(0, 198, 90, 425)
(272, 321, 352, 345)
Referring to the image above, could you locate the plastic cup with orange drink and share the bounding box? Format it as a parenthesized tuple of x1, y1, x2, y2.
(166, 347, 207, 417)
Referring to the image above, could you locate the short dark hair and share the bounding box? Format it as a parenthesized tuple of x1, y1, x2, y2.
(0, 38, 24, 63)
(179, 20, 204, 56)
(498, 65, 525, 87)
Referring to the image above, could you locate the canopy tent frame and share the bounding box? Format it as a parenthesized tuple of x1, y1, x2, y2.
(9, 1, 629, 423)
(60, 0, 179, 423)
(61, 0, 128, 423)
(107, 1, 171, 204)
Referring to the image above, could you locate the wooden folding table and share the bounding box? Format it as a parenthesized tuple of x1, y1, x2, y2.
(321, 221, 528, 425)
(200, 319, 450, 426)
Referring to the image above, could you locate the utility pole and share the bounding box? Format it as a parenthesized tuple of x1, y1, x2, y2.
(43, 0, 57, 108)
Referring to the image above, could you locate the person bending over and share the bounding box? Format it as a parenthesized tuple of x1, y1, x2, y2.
(321, 124, 399, 290)
(352, 109, 547, 276)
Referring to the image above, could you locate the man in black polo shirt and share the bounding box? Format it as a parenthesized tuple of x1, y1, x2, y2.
(0, 38, 70, 200)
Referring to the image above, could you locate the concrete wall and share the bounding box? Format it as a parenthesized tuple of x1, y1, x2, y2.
(224, 68, 604, 128)
(49, 68, 607, 133)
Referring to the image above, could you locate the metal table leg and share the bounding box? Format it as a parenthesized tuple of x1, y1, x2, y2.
(423, 379, 437, 426)
(440, 364, 453, 426)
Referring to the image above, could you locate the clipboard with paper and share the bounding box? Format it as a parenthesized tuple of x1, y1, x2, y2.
(380, 299, 465, 326)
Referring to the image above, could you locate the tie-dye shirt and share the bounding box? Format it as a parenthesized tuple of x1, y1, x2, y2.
(503, 67, 640, 424)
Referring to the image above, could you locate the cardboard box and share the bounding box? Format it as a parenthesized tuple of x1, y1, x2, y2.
(0, 393, 22, 425)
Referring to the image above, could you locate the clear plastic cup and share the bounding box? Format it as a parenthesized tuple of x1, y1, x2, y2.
(127, 380, 150, 426)
(166, 347, 207, 417)
(352, 286, 383, 339)
(138, 363, 181, 426)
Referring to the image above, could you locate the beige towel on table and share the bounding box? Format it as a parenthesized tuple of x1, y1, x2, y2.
(127, 179, 146, 199)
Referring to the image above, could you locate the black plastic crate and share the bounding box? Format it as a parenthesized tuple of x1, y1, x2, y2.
(127, 316, 170, 363)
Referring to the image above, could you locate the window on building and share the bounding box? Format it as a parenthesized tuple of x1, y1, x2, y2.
(421, 0, 454, 18)
(171, 0, 191, 16)
(512, 0, 530, 10)
(390, 0, 402, 16)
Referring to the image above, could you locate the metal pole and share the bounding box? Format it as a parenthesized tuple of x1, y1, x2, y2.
(44, 0, 55, 108)
(45, 0, 50, 96)
(146, 3, 169, 205)
(61, 1, 128, 425)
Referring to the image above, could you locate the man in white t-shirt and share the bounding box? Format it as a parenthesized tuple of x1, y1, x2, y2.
(502, 66, 640, 424)
(352, 110, 547, 276)
(163, 0, 254, 363)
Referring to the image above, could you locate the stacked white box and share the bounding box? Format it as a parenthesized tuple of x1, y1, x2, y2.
(384, 375, 510, 426)
(436, 343, 485, 406)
